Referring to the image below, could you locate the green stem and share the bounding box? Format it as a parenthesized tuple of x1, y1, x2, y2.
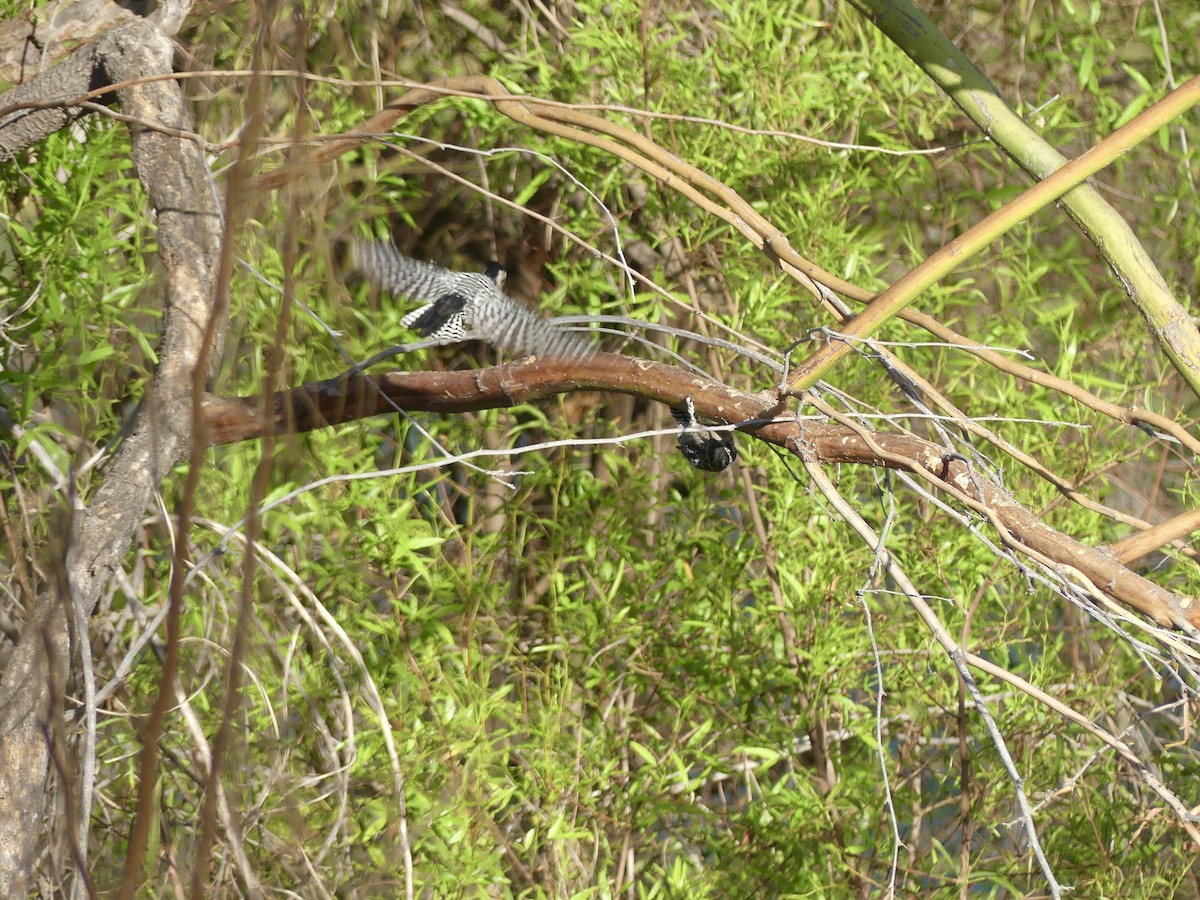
(788, 5, 1200, 395)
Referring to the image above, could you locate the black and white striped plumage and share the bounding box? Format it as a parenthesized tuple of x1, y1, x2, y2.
(670, 396, 737, 472)
(351, 239, 593, 359)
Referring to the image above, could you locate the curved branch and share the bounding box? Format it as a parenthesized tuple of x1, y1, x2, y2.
(202, 353, 1200, 634)
(247, 73, 1200, 458)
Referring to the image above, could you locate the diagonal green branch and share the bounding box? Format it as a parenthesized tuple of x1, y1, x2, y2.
(856, 0, 1200, 400)
(788, 7, 1200, 394)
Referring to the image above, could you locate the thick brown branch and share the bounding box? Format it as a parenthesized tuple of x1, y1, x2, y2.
(247, 73, 1200, 459)
(202, 353, 762, 445)
(202, 354, 1200, 634)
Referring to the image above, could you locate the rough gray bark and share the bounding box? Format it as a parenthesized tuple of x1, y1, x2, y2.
(0, 0, 134, 87)
(0, 8, 217, 894)
(0, 43, 96, 153)
(0, 1, 188, 88)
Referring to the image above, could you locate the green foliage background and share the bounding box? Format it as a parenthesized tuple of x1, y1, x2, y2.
(2, 0, 1199, 896)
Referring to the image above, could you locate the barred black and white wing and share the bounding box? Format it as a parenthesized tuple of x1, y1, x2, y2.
(400, 291, 470, 343)
(469, 289, 594, 360)
(350, 238, 467, 302)
(351, 238, 593, 359)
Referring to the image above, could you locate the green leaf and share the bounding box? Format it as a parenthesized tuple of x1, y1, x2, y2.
(1112, 92, 1151, 129)
(76, 343, 115, 366)
(629, 740, 659, 768)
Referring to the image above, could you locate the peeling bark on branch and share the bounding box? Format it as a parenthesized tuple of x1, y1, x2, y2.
(0, 0, 136, 88)
(0, 11, 217, 894)
(203, 354, 1200, 634)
